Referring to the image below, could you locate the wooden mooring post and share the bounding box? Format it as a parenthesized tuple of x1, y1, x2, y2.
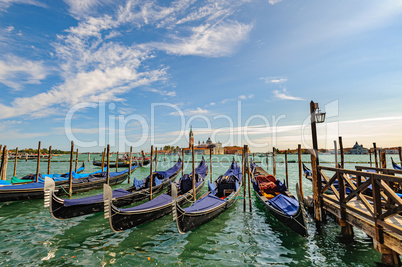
(310, 150, 323, 223)
(373, 142, 378, 168)
(192, 145, 196, 202)
(398, 147, 402, 166)
(106, 145, 110, 185)
(273, 147, 276, 176)
(68, 141, 74, 197)
(243, 145, 247, 212)
(285, 150, 289, 188)
(47, 146, 52, 175)
(339, 136, 344, 169)
(75, 149, 79, 172)
(13, 147, 18, 177)
(155, 148, 158, 172)
(128, 146, 133, 183)
(1, 146, 8, 181)
(115, 151, 119, 172)
(35, 141, 41, 183)
(101, 148, 106, 170)
(210, 148, 213, 183)
(246, 146, 252, 213)
(298, 144, 304, 202)
(181, 148, 184, 177)
(149, 146, 154, 200)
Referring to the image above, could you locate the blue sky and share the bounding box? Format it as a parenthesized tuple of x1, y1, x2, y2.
(1, 0, 402, 152)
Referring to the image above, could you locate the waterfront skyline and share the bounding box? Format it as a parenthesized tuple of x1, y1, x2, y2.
(1, 0, 401, 152)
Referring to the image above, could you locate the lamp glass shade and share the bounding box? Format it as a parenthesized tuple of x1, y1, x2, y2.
(315, 112, 326, 123)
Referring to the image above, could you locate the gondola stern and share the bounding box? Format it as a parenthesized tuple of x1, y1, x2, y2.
(44, 177, 55, 209)
(171, 182, 186, 234)
(103, 183, 113, 220)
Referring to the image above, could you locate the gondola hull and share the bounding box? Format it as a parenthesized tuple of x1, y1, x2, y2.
(174, 192, 239, 233)
(252, 165, 308, 236)
(48, 172, 176, 219)
(46, 161, 182, 220)
(254, 190, 307, 236)
(107, 181, 205, 232)
(93, 159, 149, 168)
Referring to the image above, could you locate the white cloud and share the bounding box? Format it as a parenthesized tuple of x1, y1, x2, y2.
(261, 77, 287, 84)
(273, 88, 304, 101)
(145, 88, 176, 97)
(63, 0, 112, 19)
(0, 55, 49, 90)
(0, 0, 254, 119)
(170, 107, 210, 116)
(268, 0, 283, 5)
(5, 26, 14, 32)
(148, 21, 253, 57)
(0, 0, 46, 12)
(239, 94, 254, 100)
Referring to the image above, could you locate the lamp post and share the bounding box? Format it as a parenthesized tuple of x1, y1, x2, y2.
(310, 101, 326, 156)
(310, 100, 326, 224)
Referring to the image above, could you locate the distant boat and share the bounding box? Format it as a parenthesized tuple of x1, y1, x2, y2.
(391, 157, 401, 170)
(92, 158, 150, 168)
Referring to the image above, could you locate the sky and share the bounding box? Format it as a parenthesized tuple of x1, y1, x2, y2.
(0, 0, 402, 152)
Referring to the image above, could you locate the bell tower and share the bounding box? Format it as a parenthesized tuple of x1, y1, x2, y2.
(189, 126, 194, 148)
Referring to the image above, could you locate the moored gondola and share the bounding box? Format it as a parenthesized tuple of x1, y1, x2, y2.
(93, 158, 150, 168)
(0, 162, 85, 186)
(251, 164, 308, 236)
(104, 158, 207, 232)
(172, 159, 241, 234)
(45, 159, 182, 220)
(0, 164, 110, 203)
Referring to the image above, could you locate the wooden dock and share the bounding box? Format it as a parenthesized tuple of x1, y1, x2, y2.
(307, 151, 402, 265)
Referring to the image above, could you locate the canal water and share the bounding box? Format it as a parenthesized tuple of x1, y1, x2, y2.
(0, 153, 398, 266)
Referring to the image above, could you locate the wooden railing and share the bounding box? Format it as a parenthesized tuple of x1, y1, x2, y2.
(316, 165, 402, 242)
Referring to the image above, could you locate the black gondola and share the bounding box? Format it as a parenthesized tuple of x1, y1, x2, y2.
(2, 162, 85, 185)
(93, 158, 150, 168)
(104, 158, 207, 232)
(45, 159, 182, 220)
(0, 163, 99, 202)
(251, 164, 308, 236)
(172, 159, 241, 234)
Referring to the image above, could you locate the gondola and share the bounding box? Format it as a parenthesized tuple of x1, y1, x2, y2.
(0, 165, 112, 202)
(391, 157, 401, 170)
(104, 158, 207, 232)
(0, 162, 85, 186)
(172, 159, 241, 234)
(251, 164, 307, 236)
(93, 158, 150, 168)
(45, 159, 182, 220)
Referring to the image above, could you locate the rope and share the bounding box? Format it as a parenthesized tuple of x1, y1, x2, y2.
(57, 185, 69, 195)
(291, 214, 308, 230)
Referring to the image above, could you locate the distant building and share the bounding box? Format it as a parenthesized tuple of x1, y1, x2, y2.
(183, 128, 224, 155)
(349, 142, 369, 154)
(385, 149, 398, 154)
(224, 146, 246, 155)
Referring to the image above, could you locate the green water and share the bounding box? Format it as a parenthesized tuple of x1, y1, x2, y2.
(0, 153, 398, 266)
